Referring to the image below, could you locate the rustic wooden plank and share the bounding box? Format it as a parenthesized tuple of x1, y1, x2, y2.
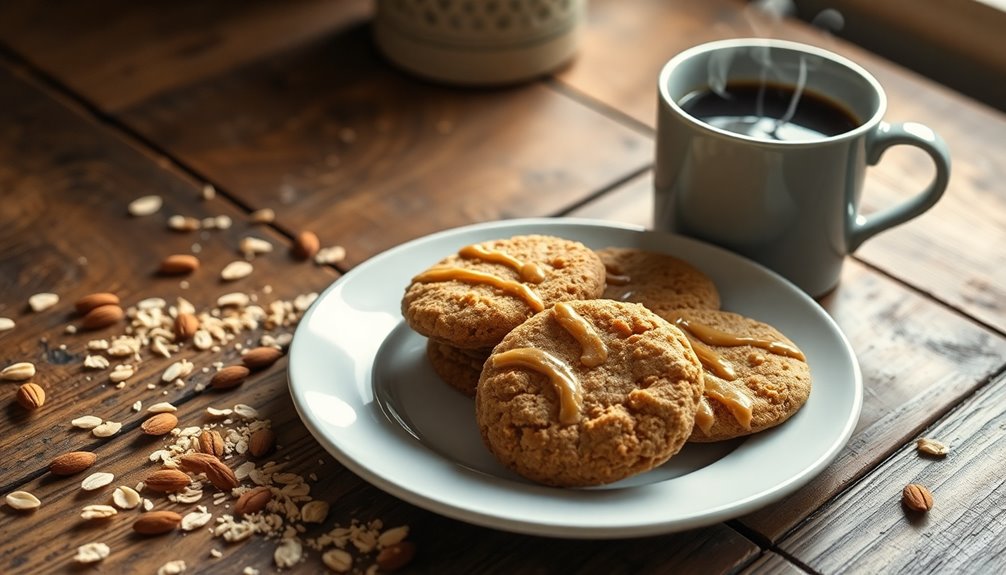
(0, 61, 337, 493)
(117, 24, 652, 267)
(557, 0, 1006, 334)
(779, 370, 1006, 574)
(737, 551, 808, 575)
(569, 173, 1006, 541)
(0, 0, 372, 112)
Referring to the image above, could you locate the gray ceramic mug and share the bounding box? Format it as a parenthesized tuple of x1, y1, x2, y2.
(654, 38, 950, 297)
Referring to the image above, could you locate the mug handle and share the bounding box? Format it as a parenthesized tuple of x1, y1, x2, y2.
(847, 121, 951, 252)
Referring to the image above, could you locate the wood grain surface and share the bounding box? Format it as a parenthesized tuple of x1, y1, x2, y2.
(1, 0, 1004, 573)
(780, 371, 1006, 574)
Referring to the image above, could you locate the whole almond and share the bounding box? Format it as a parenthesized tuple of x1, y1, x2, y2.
(75, 293, 120, 314)
(158, 254, 200, 275)
(133, 510, 181, 535)
(173, 313, 199, 341)
(234, 486, 272, 516)
(141, 412, 178, 436)
(82, 304, 124, 330)
(50, 451, 97, 476)
(376, 541, 416, 572)
(144, 469, 192, 493)
(178, 453, 238, 491)
(198, 430, 226, 457)
(210, 365, 250, 390)
(16, 382, 45, 410)
(248, 428, 275, 458)
(241, 347, 283, 371)
(292, 231, 320, 260)
(902, 483, 934, 512)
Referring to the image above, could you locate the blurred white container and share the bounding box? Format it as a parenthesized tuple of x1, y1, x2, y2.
(374, 0, 587, 85)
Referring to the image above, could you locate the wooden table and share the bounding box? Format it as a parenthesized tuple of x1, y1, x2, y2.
(1, 1, 1004, 573)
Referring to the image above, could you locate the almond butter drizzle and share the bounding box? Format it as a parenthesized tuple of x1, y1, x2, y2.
(694, 397, 716, 435)
(413, 267, 545, 312)
(552, 302, 608, 367)
(491, 348, 583, 425)
(702, 377, 754, 430)
(459, 244, 546, 284)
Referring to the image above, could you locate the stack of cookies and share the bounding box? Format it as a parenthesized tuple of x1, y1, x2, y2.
(401, 235, 811, 487)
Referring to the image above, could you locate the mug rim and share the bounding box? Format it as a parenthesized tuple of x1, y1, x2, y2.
(658, 38, 887, 147)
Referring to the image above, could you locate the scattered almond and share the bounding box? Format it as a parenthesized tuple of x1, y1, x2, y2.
(1, 362, 35, 381)
(74, 542, 111, 564)
(158, 254, 200, 275)
(902, 483, 934, 512)
(28, 292, 59, 312)
(221, 260, 254, 281)
(174, 313, 199, 340)
(161, 359, 193, 383)
(144, 469, 192, 493)
(198, 430, 226, 457)
(0, 317, 14, 331)
(112, 486, 142, 509)
(128, 195, 163, 216)
(83, 354, 110, 369)
(240, 236, 273, 256)
(234, 486, 272, 516)
(16, 382, 45, 410)
(133, 510, 182, 535)
(210, 365, 250, 390)
(5, 490, 41, 511)
(81, 504, 118, 520)
(916, 438, 949, 457)
(50, 451, 97, 475)
(108, 364, 134, 383)
(181, 510, 213, 531)
(179, 454, 238, 491)
(75, 292, 120, 314)
(376, 541, 416, 572)
(147, 402, 177, 414)
(81, 304, 124, 330)
(248, 428, 275, 458)
(81, 472, 115, 491)
(292, 230, 320, 260)
(141, 412, 179, 436)
(241, 347, 283, 371)
(378, 526, 410, 548)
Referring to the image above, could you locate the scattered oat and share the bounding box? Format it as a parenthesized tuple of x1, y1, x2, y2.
(71, 415, 103, 429)
(210, 549, 223, 559)
(221, 261, 254, 281)
(182, 509, 214, 531)
(378, 526, 410, 548)
(74, 542, 111, 564)
(233, 404, 259, 419)
(168, 215, 202, 232)
(81, 504, 118, 520)
(193, 329, 214, 350)
(217, 292, 250, 308)
(202, 184, 216, 200)
(322, 549, 353, 573)
(274, 538, 303, 568)
(28, 292, 59, 312)
(206, 406, 233, 417)
(132, 400, 143, 412)
(240, 236, 273, 257)
(113, 486, 142, 509)
(917, 438, 949, 457)
(83, 354, 110, 370)
(92, 421, 123, 438)
(5, 490, 41, 511)
(158, 560, 187, 575)
(109, 364, 135, 383)
(162, 359, 194, 383)
(301, 500, 329, 524)
(128, 195, 163, 216)
(81, 472, 115, 491)
(1, 362, 35, 381)
(315, 245, 346, 265)
(0, 317, 14, 331)
(148, 402, 177, 413)
(250, 208, 275, 223)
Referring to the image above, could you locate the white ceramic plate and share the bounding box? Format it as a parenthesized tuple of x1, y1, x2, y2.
(288, 218, 862, 538)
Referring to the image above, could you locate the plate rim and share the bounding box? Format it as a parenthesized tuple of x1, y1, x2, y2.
(287, 217, 863, 538)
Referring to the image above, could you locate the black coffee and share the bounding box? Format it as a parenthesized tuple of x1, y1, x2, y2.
(679, 82, 860, 141)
